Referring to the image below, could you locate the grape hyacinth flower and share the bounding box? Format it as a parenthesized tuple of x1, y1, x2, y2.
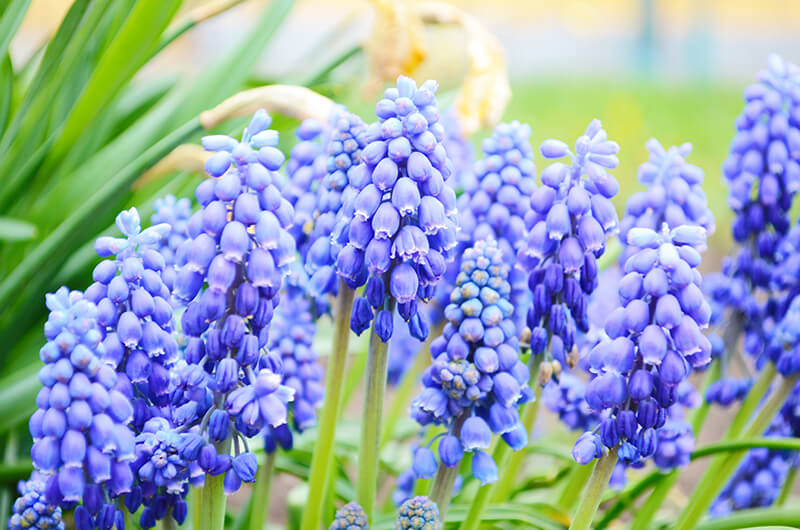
(542, 373, 600, 432)
(336, 76, 458, 341)
(706, 378, 752, 407)
(8, 473, 64, 530)
(725, 54, 800, 247)
(304, 108, 368, 301)
(768, 294, 800, 375)
(440, 108, 475, 193)
(131, 417, 193, 528)
(410, 240, 532, 484)
(575, 224, 711, 465)
(394, 496, 442, 530)
(619, 138, 713, 263)
(281, 119, 328, 253)
(29, 287, 135, 527)
(444, 120, 536, 331)
(150, 194, 193, 290)
(264, 295, 324, 452)
(329, 502, 369, 530)
(708, 55, 800, 373)
(87, 207, 177, 429)
(172, 110, 296, 493)
(518, 119, 620, 380)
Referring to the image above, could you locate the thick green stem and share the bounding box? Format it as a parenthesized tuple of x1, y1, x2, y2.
(556, 461, 594, 512)
(198, 473, 227, 530)
(429, 415, 466, 521)
(248, 451, 276, 530)
(777, 466, 797, 506)
(489, 360, 542, 503)
(380, 328, 439, 449)
(569, 449, 619, 530)
(300, 282, 355, 530)
(162, 512, 177, 530)
(356, 299, 396, 524)
(628, 360, 722, 530)
(674, 372, 799, 530)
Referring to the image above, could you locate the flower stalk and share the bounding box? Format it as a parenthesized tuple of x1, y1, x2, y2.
(381, 329, 440, 448)
(198, 472, 227, 530)
(300, 281, 355, 530)
(569, 448, 619, 530)
(674, 372, 800, 530)
(248, 451, 277, 530)
(356, 298, 397, 523)
(430, 414, 467, 520)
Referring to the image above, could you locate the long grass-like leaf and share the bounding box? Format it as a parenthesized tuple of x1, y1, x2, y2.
(0, 55, 12, 135)
(0, 0, 111, 209)
(0, 364, 39, 434)
(42, 0, 182, 167)
(0, 0, 296, 374)
(0, 217, 36, 241)
(0, 0, 31, 60)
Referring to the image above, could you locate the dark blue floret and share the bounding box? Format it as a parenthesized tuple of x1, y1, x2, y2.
(409, 239, 529, 483)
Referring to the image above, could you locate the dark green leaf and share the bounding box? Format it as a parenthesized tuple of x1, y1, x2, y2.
(0, 364, 39, 434)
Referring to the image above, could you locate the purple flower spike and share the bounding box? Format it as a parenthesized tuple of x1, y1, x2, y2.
(168, 110, 296, 497)
(409, 240, 529, 482)
(335, 77, 458, 342)
(519, 120, 620, 385)
(578, 224, 710, 466)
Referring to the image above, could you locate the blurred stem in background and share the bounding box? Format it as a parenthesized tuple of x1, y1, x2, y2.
(675, 372, 800, 530)
(300, 283, 355, 530)
(248, 451, 277, 530)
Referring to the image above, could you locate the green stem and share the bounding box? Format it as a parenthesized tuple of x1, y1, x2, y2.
(555, 462, 594, 512)
(724, 362, 776, 439)
(248, 451, 277, 530)
(776, 466, 797, 506)
(355, 299, 395, 524)
(300, 282, 355, 530)
(628, 360, 722, 530)
(489, 359, 542, 503)
(674, 372, 799, 530)
(163, 512, 177, 530)
(569, 449, 618, 530)
(594, 471, 662, 530)
(198, 473, 227, 530)
(191, 486, 202, 530)
(430, 415, 466, 521)
(380, 328, 439, 449)
(339, 344, 367, 412)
